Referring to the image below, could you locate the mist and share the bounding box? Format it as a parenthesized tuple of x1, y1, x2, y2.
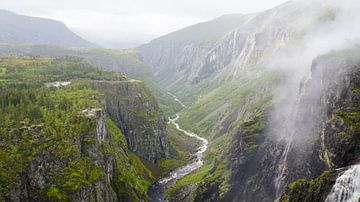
(260, 0, 360, 197)
(267, 0, 360, 141)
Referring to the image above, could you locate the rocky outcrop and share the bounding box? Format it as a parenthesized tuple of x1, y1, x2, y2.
(279, 170, 340, 202)
(94, 80, 177, 163)
(8, 109, 117, 202)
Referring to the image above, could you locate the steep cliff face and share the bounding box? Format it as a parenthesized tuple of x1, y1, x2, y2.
(7, 108, 151, 202)
(7, 109, 112, 201)
(213, 50, 360, 202)
(279, 51, 360, 201)
(138, 13, 248, 87)
(94, 80, 177, 163)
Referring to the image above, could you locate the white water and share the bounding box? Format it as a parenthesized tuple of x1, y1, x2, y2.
(326, 164, 360, 202)
(274, 73, 313, 199)
(148, 95, 208, 202)
(45, 81, 71, 88)
(159, 114, 208, 184)
(167, 92, 186, 108)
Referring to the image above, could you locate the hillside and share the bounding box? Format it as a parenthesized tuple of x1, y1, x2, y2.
(0, 9, 96, 48)
(138, 0, 360, 201)
(0, 56, 182, 201)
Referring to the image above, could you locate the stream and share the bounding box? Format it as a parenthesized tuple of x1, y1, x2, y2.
(148, 95, 208, 202)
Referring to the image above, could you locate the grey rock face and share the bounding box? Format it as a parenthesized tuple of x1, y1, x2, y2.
(277, 53, 360, 201)
(94, 80, 177, 163)
(138, 1, 320, 89)
(10, 109, 117, 202)
(222, 51, 360, 202)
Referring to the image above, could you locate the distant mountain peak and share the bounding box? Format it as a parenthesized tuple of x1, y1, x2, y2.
(0, 9, 98, 48)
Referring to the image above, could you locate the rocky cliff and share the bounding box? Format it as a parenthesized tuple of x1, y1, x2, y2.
(193, 49, 360, 202)
(94, 79, 177, 163)
(279, 50, 360, 202)
(6, 108, 153, 202)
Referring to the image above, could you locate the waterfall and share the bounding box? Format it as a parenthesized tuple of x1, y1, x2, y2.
(274, 72, 315, 199)
(325, 164, 360, 202)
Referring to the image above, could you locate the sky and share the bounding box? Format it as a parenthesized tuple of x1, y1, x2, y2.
(0, 0, 288, 48)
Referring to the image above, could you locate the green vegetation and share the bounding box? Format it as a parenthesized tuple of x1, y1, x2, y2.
(166, 69, 281, 200)
(178, 69, 280, 139)
(332, 84, 360, 141)
(239, 111, 267, 151)
(167, 164, 213, 197)
(0, 42, 183, 116)
(0, 57, 103, 199)
(195, 159, 230, 199)
(157, 124, 200, 176)
(129, 151, 156, 181)
(104, 118, 150, 201)
(280, 171, 332, 202)
(0, 56, 151, 201)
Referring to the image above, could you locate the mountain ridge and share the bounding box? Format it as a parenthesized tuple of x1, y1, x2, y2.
(0, 9, 97, 48)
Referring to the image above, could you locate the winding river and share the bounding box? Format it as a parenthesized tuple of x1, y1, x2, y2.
(148, 95, 208, 202)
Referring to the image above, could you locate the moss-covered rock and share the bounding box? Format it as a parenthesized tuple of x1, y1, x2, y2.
(280, 170, 339, 202)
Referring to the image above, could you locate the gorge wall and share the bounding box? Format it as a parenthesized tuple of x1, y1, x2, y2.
(94, 79, 177, 163)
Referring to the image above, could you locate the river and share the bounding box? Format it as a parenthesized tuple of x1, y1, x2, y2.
(148, 95, 208, 202)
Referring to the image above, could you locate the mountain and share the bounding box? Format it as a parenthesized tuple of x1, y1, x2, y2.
(0, 9, 96, 48)
(0, 0, 359, 201)
(139, 0, 360, 201)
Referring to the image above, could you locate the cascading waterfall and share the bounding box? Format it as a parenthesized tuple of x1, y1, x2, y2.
(274, 73, 313, 199)
(274, 136, 293, 198)
(326, 164, 360, 202)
